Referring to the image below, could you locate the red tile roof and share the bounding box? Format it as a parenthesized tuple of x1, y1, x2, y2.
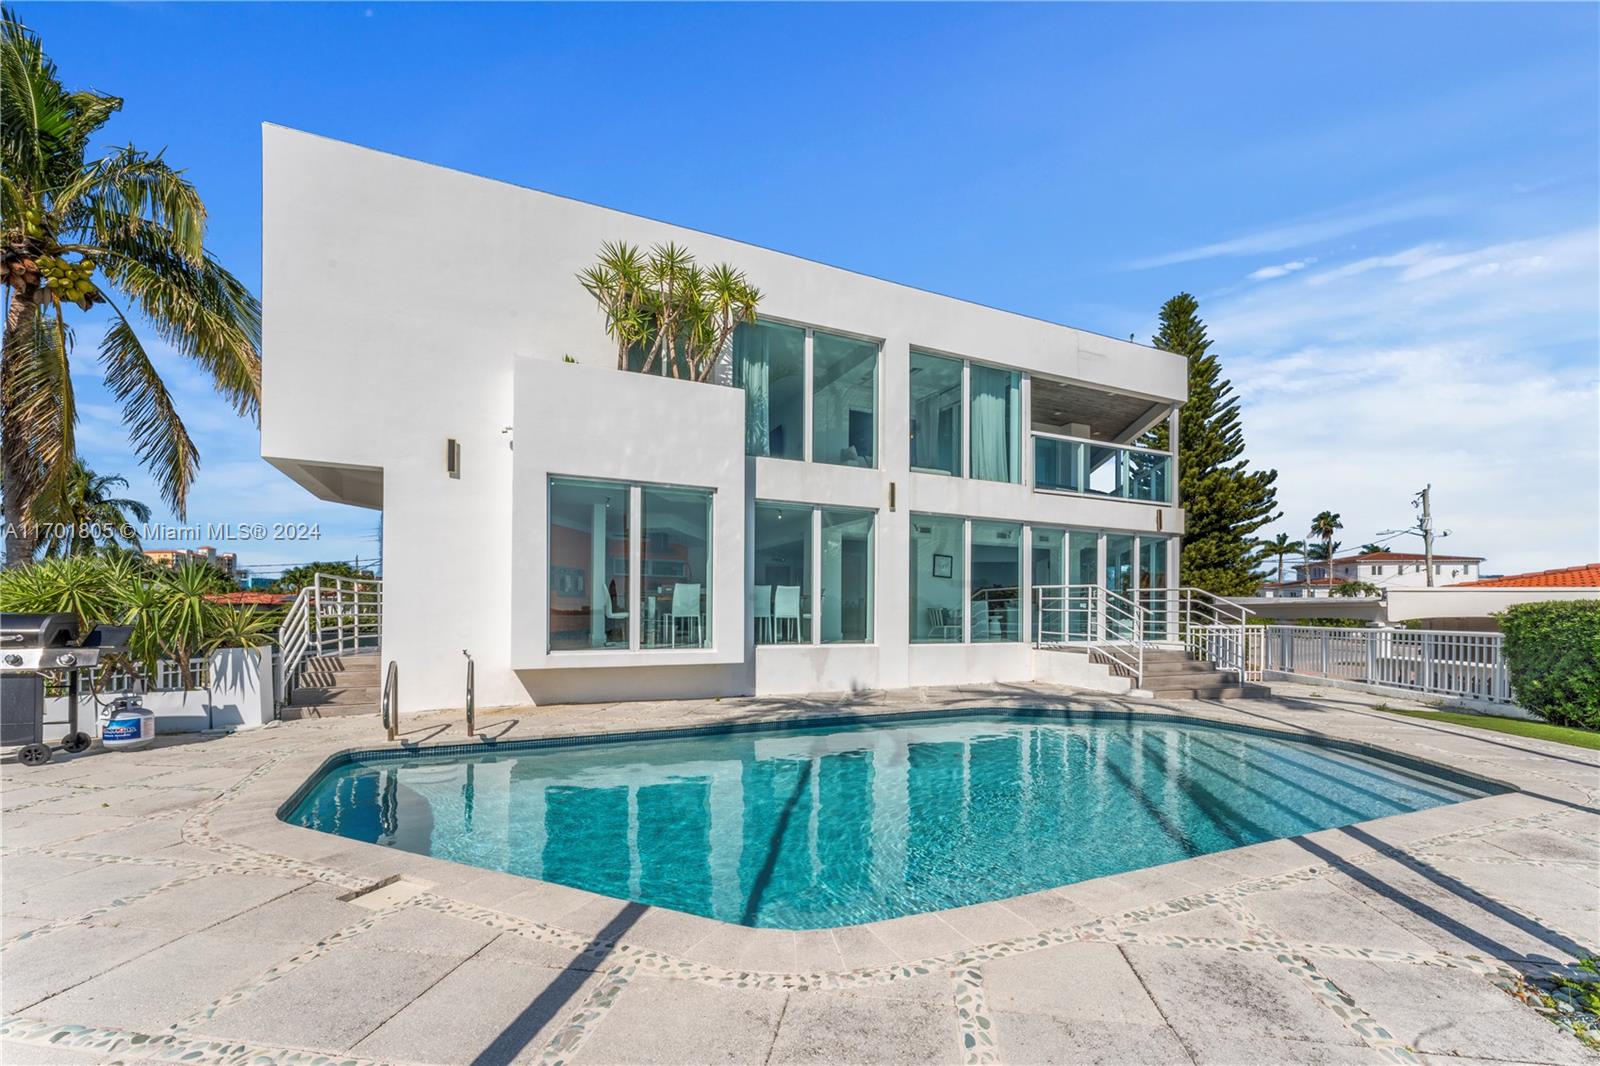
(205, 591, 293, 606)
(1452, 564, 1600, 589)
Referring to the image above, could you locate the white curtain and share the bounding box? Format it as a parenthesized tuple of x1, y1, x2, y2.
(911, 391, 944, 469)
(970, 366, 1018, 481)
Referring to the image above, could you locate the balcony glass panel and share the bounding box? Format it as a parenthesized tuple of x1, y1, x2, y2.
(971, 521, 1021, 643)
(640, 486, 713, 649)
(909, 350, 962, 476)
(1032, 435, 1171, 502)
(969, 365, 1021, 483)
(733, 321, 806, 460)
(910, 514, 964, 643)
(813, 330, 878, 468)
(548, 477, 630, 651)
(753, 502, 812, 645)
(821, 508, 874, 643)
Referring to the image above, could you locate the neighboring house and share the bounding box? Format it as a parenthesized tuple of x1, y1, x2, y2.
(261, 127, 1188, 712)
(1387, 562, 1600, 631)
(1261, 551, 1484, 598)
(144, 546, 240, 577)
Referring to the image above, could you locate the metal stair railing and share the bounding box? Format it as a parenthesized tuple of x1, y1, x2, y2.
(1173, 587, 1255, 682)
(277, 572, 384, 704)
(1032, 584, 1154, 687)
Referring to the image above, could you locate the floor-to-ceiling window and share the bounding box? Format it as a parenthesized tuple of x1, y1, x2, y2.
(969, 365, 1021, 483)
(639, 487, 713, 648)
(732, 321, 806, 460)
(970, 521, 1021, 642)
(821, 508, 875, 643)
(909, 350, 962, 476)
(813, 330, 878, 468)
(548, 478, 630, 651)
(1139, 537, 1170, 640)
(910, 515, 965, 642)
(753, 502, 812, 645)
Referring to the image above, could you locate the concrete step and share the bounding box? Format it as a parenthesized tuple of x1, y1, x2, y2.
(1146, 682, 1270, 700)
(280, 702, 378, 720)
(1140, 659, 1219, 676)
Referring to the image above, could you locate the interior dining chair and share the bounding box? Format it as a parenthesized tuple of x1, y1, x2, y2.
(602, 580, 629, 647)
(774, 586, 801, 643)
(751, 584, 773, 644)
(670, 582, 703, 647)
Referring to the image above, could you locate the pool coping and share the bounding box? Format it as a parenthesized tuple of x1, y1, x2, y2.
(194, 693, 1571, 981)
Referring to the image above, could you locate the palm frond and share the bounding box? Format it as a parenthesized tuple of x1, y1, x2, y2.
(98, 311, 199, 517)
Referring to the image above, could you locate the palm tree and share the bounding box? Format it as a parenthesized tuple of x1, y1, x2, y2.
(1, 9, 260, 566)
(578, 241, 760, 382)
(34, 461, 151, 556)
(1307, 509, 1343, 586)
(1358, 542, 1384, 555)
(1260, 532, 1304, 587)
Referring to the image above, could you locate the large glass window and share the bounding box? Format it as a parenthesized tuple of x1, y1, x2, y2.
(812, 330, 878, 468)
(1104, 533, 1136, 639)
(969, 365, 1021, 483)
(970, 521, 1020, 642)
(548, 478, 630, 651)
(910, 515, 964, 643)
(909, 351, 962, 476)
(753, 502, 812, 644)
(1139, 537, 1170, 640)
(640, 487, 713, 649)
(733, 321, 806, 460)
(821, 508, 875, 643)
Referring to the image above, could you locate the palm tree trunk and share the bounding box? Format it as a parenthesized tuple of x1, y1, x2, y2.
(2, 296, 40, 567)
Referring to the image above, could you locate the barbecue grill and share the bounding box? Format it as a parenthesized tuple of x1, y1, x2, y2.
(1, 613, 133, 766)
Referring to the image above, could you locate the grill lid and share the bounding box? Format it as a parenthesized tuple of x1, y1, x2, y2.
(0, 613, 79, 648)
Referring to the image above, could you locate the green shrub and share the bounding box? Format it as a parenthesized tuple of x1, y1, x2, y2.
(1500, 600, 1600, 729)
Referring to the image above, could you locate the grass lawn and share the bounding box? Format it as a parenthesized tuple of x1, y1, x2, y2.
(1375, 705, 1600, 751)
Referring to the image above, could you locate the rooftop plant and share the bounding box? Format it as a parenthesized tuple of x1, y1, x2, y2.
(578, 240, 761, 382)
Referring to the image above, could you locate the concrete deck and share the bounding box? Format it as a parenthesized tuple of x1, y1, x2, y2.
(2, 682, 1597, 1066)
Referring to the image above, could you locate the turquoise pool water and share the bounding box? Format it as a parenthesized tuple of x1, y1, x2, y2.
(284, 712, 1503, 929)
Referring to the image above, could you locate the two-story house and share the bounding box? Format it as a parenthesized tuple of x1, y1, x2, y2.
(261, 128, 1198, 712)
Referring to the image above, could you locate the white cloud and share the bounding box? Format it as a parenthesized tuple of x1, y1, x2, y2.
(1247, 258, 1316, 281)
(1123, 196, 1452, 270)
(1208, 227, 1600, 574)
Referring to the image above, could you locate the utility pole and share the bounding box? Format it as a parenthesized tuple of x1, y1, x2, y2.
(1416, 485, 1435, 587)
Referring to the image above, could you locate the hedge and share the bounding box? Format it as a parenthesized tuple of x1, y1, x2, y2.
(1499, 600, 1600, 730)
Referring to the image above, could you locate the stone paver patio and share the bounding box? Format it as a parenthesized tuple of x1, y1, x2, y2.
(2, 682, 1597, 1066)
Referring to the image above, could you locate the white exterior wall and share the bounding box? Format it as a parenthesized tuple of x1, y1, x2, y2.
(43, 648, 275, 738)
(262, 127, 1187, 711)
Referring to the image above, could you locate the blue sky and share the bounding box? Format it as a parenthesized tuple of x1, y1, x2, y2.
(18, 2, 1599, 577)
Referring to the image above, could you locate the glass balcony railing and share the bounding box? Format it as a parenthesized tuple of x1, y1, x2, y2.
(1032, 433, 1172, 503)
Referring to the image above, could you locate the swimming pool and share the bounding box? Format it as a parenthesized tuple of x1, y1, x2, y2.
(282, 711, 1506, 929)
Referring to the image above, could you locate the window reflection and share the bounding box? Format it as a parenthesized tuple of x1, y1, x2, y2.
(813, 330, 878, 468)
(548, 478, 630, 651)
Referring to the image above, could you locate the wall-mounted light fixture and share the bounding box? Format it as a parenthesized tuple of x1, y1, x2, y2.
(889, 481, 897, 512)
(446, 438, 461, 479)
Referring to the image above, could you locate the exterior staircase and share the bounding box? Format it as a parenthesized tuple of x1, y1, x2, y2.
(1136, 648, 1266, 700)
(280, 652, 382, 719)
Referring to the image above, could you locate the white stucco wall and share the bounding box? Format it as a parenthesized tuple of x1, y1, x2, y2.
(44, 648, 275, 738)
(261, 126, 1188, 711)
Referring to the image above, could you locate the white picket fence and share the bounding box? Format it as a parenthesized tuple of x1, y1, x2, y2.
(1257, 625, 1512, 705)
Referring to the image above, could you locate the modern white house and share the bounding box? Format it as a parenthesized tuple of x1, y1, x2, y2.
(1260, 551, 1485, 598)
(261, 127, 1214, 713)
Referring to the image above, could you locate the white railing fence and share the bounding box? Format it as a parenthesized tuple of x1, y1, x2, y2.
(277, 572, 383, 698)
(1032, 585, 1255, 686)
(1260, 625, 1511, 704)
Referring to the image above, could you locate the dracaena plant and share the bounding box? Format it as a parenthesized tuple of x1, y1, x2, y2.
(578, 240, 760, 382)
(0, 7, 261, 566)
